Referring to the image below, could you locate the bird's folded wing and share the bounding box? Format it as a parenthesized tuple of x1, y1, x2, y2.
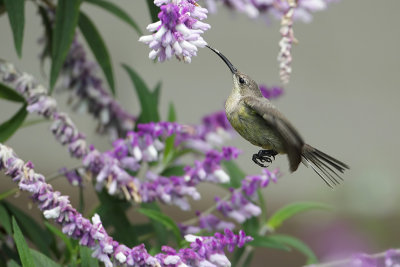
(243, 96, 304, 171)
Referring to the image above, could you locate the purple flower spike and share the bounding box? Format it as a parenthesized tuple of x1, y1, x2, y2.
(0, 144, 252, 267)
(139, 0, 210, 63)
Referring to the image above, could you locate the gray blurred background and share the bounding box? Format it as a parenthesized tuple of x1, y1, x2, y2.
(1, 0, 400, 266)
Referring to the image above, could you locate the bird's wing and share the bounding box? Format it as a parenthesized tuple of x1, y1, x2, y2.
(243, 96, 304, 171)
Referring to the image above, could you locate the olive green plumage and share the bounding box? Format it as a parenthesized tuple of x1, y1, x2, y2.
(206, 45, 349, 187)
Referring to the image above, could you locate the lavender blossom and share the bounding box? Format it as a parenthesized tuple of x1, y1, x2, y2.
(61, 37, 136, 140)
(38, 7, 136, 141)
(0, 143, 253, 267)
(205, 0, 335, 23)
(177, 110, 235, 152)
(278, 0, 296, 84)
(0, 61, 242, 209)
(180, 213, 236, 235)
(216, 168, 280, 223)
(0, 61, 88, 159)
(259, 84, 284, 99)
(139, 0, 210, 63)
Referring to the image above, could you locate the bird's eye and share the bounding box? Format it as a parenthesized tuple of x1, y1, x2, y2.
(239, 77, 245, 84)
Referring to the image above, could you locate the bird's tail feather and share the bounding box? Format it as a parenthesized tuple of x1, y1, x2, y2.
(301, 144, 349, 188)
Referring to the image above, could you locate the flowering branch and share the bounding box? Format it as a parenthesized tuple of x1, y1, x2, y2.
(0, 143, 253, 267)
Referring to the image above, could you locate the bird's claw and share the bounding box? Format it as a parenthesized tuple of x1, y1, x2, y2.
(252, 150, 278, 168)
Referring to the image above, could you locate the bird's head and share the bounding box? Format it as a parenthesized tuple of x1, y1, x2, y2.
(206, 45, 262, 97)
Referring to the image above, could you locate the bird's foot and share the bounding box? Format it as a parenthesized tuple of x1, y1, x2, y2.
(252, 150, 278, 168)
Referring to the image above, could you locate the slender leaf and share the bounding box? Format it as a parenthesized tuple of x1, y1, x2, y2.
(243, 217, 259, 236)
(0, 83, 25, 102)
(38, 6, 53, 65)
(0, 188, 18, 201)
(140, 202, 168, 247)
(12, 217, 35, 267)
(267, 202, 331, 230)
(249, 235, 290, 251)
(138, 207, 182, 244)
(269, 234, 318, 264)
(4, 0, 25, 57)
(50, 0, 81, 91)
(84, 0, 142, 35)
(161, 165, 185, 177)
(145, 0, 160, 23)
(0, 104, 28, 142)
(20, 119, 47, 129)
(4, 202, 52, 256)
(222, 161, 245, 189)
(122, 64, 160, 123)
(167, 102, 176, 122)
(0, 204, 11, 234)
(30, 249, 60, 267)
(257, 189, 267, 224)
(96, 190, 138, 246)
(44, 222, 73, 262)
(79, 246, 99, 267)
(6, 260, 20, 267)
(78, 11, 115, 95)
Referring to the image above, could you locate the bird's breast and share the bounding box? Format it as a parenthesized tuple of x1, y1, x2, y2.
(225, 98, 285, 152)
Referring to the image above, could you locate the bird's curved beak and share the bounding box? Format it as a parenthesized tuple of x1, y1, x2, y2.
(206, 45, 237, 74)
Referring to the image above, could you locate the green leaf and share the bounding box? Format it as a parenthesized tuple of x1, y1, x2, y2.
(6, 260, 20, 267)
(161, 165, 185, 177)
(0, 204, 11, 234)
(79, 246, 99, 267)
(243, 217, 259, 236)
(138, 208, 182, 244)
(96, 190, 138, 246)
(257, 189, 267, 225)
(38, 6, 53, 65)
(4, 202, 52, 257)
(0, 104, 28, 142)
(0, 83, 25, 102)
(248, 235, 290, 251)
(78, 11, 115, 95)
(162, 103, 177, 163)
(0, 188, 18, 201)
(84, 0, 142, 35)
(267, 202, 331, 230)
(167, 102, 176, 122)
(50, 0, 81, 91)
(30, 249, 60, 267)
(268, 234, 318, 264)
(222, 161, 245, 189)
(44, 222, 73, 262)
(145, 0, 160, 23)
(122, 64, 160, 123)
(12, 217, 35, 267)
(4, 0, 25, 57)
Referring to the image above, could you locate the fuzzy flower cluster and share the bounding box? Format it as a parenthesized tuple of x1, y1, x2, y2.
(0, 143, 253, 267)
(174, 110, 235, 153)
(80, 120, 240, 209)
(38, 8, 136, 141)
(0, 61, 240, 209)
(180, 168, 280, 234)
(60, 37, 136, 140)
(349, 249, 400, 267)
(205, 0, 335, 23)
(0, 61, 88, 158)
(278, 0, 296, 84)
(139, 0, 210, 63)
(216, 169, 280, 223)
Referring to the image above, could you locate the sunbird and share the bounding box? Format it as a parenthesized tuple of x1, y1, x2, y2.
(206, 45, 349, 187)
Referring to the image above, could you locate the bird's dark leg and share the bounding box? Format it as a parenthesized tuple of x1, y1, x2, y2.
(252, 150, 278, 168)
